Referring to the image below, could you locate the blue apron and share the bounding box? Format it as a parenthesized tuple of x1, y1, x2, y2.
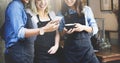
(64, 13, 99, 63)
(34, 14, 59, 63)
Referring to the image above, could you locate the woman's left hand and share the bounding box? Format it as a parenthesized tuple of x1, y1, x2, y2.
(74, 23, 85, 32)
(48, 45, 59, 54)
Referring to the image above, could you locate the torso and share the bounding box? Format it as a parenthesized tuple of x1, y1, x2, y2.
(34, 13, 58, 63)
(64, 13, 89, 40)
(35, 14, 56, 48)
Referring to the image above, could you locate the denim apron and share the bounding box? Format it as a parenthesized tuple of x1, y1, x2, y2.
(34, 14, 59, 63)
(5, 13, 34, 63)
(64, 13, 99, 63)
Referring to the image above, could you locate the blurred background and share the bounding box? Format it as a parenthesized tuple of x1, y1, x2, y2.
(0, 0, 119, 63)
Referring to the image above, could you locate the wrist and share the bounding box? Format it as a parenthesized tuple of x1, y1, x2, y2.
(54, 44, 59, 47)
(82, 25, 86, 31)
(39, 27, 45, 35)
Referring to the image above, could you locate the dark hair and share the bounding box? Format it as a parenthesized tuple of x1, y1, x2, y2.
(61, 0, 83, 16)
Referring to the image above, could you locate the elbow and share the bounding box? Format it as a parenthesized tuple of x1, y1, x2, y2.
(92, 26, 98, 35)
(17, 28, 26, 39)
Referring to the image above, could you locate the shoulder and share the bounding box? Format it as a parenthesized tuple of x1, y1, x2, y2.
(83, 6, 92, 12)
(6, 1, 24, 13)
(8, 1, 23, 9)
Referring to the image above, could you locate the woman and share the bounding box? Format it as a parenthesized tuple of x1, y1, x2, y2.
(59, 0, 100, 63)
(26, 0, 60, 63)
(3, 0, 59, 63)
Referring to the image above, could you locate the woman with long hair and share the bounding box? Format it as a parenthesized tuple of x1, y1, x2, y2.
(26, 0, 60, 63)
(59, 0, 100, 63)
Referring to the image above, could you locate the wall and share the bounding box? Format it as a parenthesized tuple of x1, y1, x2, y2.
(50, 0, 62, 14)
(0, 0, 11, 63)
(89, 0, 118, 39)
(0, 0, 11, 26)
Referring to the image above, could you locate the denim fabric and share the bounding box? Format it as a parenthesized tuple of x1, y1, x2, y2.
(4, 9, 35, 63)
(5, 39, 34, 63)
(4, 0, 27, 48)
(62, 11, 99, 63)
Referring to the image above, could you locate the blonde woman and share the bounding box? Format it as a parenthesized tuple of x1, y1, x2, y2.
(26, 0, 61, 63)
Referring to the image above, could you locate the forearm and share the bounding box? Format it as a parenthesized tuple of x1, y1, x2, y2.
(25, 27, 48, 38)
(83, 25, 93, 33)
(21, 20, 59, 38)
(54, 30, 60, 46)
(25, 28, 40, 38)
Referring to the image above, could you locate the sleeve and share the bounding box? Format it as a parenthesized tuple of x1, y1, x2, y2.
(18, 27, 26, 38)
(8, 4, 26, 39)
(58, 18, 65, 32)
(86, 6, 98, 35)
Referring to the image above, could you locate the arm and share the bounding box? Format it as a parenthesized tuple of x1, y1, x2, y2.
(55, 30, 60, 47)
(85, 6, 98, 35)
(73, 23, 93, 33)
(18, 19, 60, 38)
(48, 30, 60, 54)
(66, 6, 98, 34)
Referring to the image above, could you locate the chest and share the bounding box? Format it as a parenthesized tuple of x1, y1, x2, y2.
(64, 13, 85, 25)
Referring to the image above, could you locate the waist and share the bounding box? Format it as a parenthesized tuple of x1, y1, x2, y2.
(65, 31, 89, 40)
(5, 39, 34, 54)
(5, 38, 18, 48)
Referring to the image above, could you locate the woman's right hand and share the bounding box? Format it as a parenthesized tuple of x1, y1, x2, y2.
(43, 20, 60, 33)
(64, 27, 75, 34)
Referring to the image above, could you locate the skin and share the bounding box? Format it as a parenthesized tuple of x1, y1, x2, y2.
(35, 0, 60, 54)
(22, 0, 29, 4)
(64, 0, 93, 34)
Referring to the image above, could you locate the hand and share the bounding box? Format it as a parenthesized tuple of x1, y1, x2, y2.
(74, 23, 85, 32)
(48, 45, 59, 54)
(64, 27, 75, 34)
(66, 28, 75, 34)
(43, 20, 60, 33)
(52, 19, 60, 25)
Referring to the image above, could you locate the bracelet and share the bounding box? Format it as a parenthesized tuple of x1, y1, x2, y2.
(39, 28, 44, 35)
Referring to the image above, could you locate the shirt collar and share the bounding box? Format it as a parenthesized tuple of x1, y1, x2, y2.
(68, 9, 76, 14)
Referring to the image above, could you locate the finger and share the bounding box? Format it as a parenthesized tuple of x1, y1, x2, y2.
(74, 23, 78, 25)
(75, 24, 79, 27)
(54, 21, 60, 25)
(67, 29, 72, 32)
(48, 21, 53, 24)
(67, 29, 73, 34)
(49, 50, 55, 54)
(53, 25, 58, 29)
(50, 49, 57, 54)
(75, 25, 78, 27)
(75, 28, 80, 32)
(48, 48, 52, 53)
(64, 28, 68, 31)
(54, 19, 59, 22)
(69, 29, 74, 34)
(49, 49, 56, 54)
(71, 28, 75, 32)
(51, 20, 59, 24)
